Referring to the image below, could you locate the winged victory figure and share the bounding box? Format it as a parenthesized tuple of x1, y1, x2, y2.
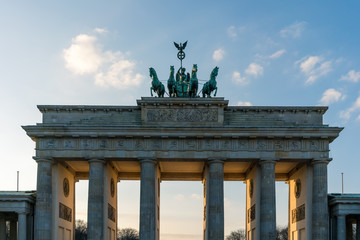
(174, 41, 188, 51)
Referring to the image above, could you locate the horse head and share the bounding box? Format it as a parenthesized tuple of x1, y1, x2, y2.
(192, 64, 198, 73)
(211, 66, 219, 78)
(149, 67, 156, 78)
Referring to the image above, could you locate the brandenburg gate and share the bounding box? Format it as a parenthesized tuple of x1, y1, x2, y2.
(23, 97, 342, 240)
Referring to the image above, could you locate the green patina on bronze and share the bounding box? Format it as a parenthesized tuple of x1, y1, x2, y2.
(149, 67, 165, 97)
(150, 41, 219, 98)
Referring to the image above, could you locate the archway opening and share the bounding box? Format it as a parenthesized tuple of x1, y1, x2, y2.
(276, 181, 289, 236)
(224, 181, 246, 238)
(160, 181, 203, 240)
(75, 180, 89, 223)
(117, 180, 140, 231)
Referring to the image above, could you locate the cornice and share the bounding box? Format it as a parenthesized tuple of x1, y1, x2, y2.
(37, 105, 140, 113)
(22, 125, 343, 141)
(225, 106, 328, 114)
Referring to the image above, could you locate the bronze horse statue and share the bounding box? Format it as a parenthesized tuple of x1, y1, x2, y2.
(202, 66, 218, 97)
(189, 64, 198, 97)
(149, 67, 165, 97)
(167, 66, 176, 97)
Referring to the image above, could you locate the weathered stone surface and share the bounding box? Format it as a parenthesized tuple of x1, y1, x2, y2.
(34, 158, 53, 240)
(312, 160, 329, 240)
(260, 160, 277, 240)
(87, 159, 105, 240)
(139, 159, 159, 240)
(204, 159, 224, 240)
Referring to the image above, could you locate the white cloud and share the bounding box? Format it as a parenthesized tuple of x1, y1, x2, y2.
(245, 63, 263, 77)
(95, 59, 143, 89)
(213, 48, 225, 61)
(237, 101, 252, 106)
(357, 115, 360, 121)
(173, 194, 185, 201)
(297, 56, 332, 85)
(232, 71, 248, 85)
(63, 34, 103, 75)
(94, 28, 107, 34)
(191, 194, 201, 199)
(227, 25, 245, 39)
(280, 21, 307, 38)
(63, 32, 144, 89)
(232, 63, 263, 86)
(319, 88, 344, 105)
(340, 96, 360, 120)
(269, 49, 286, 59)
(227, 26, 237, 38)
(340, 70, 360, 83)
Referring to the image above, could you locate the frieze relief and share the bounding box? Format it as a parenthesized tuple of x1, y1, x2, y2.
(292, 204, 305, 223)
(146, 108, 218, 122)
(39, 138, 329, 152)
(59, 202, 72, 222)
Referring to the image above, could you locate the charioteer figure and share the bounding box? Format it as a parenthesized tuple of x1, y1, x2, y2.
(176, 67, 190, 83)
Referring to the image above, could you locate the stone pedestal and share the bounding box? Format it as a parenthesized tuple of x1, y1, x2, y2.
(259, 160, 277, 240)
(18, 212, 27, 240)
(139, 159, 159, 240)
(312, 160, 329, 240)
(87, 159, 105, 240)
(34, 158, 53, 240)
(204, 159, 224, 240)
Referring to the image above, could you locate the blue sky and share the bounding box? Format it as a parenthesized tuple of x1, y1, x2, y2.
(1, 1, 360, 239)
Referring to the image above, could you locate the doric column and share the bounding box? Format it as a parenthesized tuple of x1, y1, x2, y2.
(259, 159, 277, 240)
(0, 214, 6, 240)
(10, 219, 17, 240)
(139, 159, 159, 240)
(205, 159, 224, 240)
(18, 212, 27, 240)
(87, 159, 105, 240)
(312, 159, 330, 240)
(337, 215, 346, 240)
(34, 157, 53, 240)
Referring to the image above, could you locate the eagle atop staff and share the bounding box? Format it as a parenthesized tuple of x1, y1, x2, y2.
(174, 41, 188, 51)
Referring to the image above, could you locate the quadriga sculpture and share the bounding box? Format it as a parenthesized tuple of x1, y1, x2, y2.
(167, 65, 176, 97)
(189, 64, 198, 98)
(149, 67, 165, 97)
(202, 66, 218, 97)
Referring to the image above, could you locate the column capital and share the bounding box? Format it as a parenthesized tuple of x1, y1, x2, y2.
(311, 158, 332, 165)
(139, 158, 157, 164)
(259, 158, 278, 164)
(336, 213, 347, 217)
(87, 158, 105, 164)
(17, 211, 29, 215)
(207, 158, 225, 164)
(33, 156, 54, 163)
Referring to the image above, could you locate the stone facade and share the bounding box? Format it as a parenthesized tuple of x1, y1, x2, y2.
(22, 97, 342, 240)
(329, 194, 360, 240)
(0, 191, 36, 240)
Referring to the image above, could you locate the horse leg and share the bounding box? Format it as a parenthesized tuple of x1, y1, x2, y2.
(214, 87, 217, 97)
(150, 87, 153, 97)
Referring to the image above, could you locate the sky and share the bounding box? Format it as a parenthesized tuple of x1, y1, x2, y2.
(1, 1, 360, 239)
